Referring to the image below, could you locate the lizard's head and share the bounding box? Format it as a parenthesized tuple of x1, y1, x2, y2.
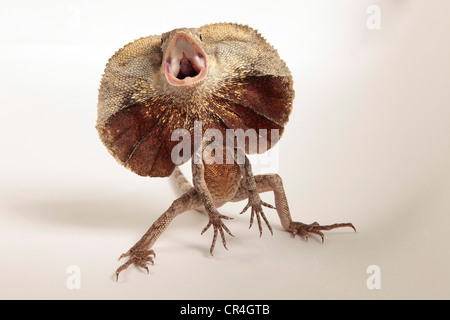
(97, 23, 294, 177)
(161, 28, 207, 86)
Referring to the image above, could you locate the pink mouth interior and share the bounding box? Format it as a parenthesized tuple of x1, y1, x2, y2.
(164, 34, 207, 85)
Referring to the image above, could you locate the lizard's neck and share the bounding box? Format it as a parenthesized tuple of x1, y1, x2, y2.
(201, 144, 243, 202)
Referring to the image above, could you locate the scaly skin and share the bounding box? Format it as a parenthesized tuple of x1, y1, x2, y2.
(96, 23, 355, 280)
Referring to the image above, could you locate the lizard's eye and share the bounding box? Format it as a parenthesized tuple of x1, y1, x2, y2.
(199, 34, 203, 41)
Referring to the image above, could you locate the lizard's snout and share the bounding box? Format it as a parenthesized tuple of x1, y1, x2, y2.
(164, 33, 207, 86)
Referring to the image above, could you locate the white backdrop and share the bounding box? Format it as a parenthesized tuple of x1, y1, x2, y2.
(0, 0, 449, 299)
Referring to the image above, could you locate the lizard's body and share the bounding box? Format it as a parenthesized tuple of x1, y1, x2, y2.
(96, 23, 355, 279)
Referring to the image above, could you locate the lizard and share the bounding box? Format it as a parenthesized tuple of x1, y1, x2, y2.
(96, 23, 355, 280)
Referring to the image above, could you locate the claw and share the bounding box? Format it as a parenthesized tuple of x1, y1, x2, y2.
(240, 195, 274, 236)
(290, 221, 355, 243)
(115, 249, 156, 281)
(201, 214, 234, 255)
(239, 203, 251, 215)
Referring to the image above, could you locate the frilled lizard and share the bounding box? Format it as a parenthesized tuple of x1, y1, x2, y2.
(96, 23, 355, 280)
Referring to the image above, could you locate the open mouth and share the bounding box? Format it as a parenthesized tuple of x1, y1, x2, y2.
(163, 33, 207, 86)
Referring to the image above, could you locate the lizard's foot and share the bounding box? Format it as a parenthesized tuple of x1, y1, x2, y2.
(240, 192, 275, 236)
(289, 221, 356, 242)
(201, 212, 234, 255)
(115, 248, 156, 281)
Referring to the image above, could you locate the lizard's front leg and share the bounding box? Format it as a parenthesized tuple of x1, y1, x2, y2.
(239, 155, 275, 236)
(231, 174, 355, 241)
(192, 154, 234, 255)
(115, 187, 202, 280)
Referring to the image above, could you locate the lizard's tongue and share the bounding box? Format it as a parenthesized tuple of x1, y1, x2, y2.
(164, 33, 207, 86)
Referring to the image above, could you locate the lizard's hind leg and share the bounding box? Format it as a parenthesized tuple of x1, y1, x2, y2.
(115, 187, 202, 280)
(231, 174, 355, 241)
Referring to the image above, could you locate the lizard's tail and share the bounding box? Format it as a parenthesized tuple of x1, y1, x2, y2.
(171, 166, 193, 195)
